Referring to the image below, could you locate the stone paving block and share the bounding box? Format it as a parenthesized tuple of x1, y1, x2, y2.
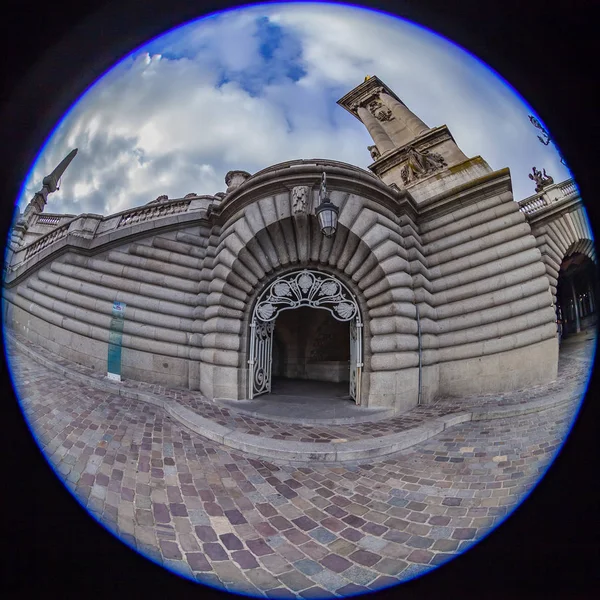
(9, 336, 589, 600)
(220, 533, 244, 551)
(245, 567, 281, 590)
(265, 588, 297, 598)
(259, 553, 292, 575)
(247, 538, 275, 557)
(277, 570, 315, 591)
(321, 554, 352, 573)
(349, 549, 381, 568)
(294, 559, 324, 576)
(343, 564, 379, 586)
(336, 582, 371, 596)
(203, 542, 228, 561)
(299, 586, 336, 598)
(357, 535, 388, 553)
(299, 541, 329, 561)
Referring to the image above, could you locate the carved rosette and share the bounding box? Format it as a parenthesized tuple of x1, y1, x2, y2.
(400, 146, 447, 185)
(254, 270, 359, 323)
(291, 186, 310, 215)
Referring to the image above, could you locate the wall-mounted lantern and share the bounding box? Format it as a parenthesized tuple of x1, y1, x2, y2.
(315, 172, 339, 238)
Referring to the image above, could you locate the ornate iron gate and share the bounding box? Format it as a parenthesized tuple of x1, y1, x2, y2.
(248, 269, 362, 403)
(248, 320, 274, 398)
(349, 319, 363, 404)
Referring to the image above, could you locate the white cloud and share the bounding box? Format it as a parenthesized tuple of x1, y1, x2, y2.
(18, 2, 572, 218)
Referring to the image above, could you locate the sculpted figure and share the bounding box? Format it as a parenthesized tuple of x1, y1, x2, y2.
(368, 145, 381, 161)
(529, 167, 554, 192)
(400, 146, 447, 185)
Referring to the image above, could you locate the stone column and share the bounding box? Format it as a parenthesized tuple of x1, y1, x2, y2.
(380, 92, 429, 138)
(357, 106, 395, 154)
(569, 277, 581, 333)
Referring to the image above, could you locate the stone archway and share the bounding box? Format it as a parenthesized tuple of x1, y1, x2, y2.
(556, 250, 598, 337)
(248, 269, 363, 404)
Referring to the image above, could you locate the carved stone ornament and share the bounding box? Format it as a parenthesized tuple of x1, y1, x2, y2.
(400, 146, 447, 185)
(367, 145, 381, 161)
(147, 194, 169, 205)
(291, 186, 310, 215)
(368, 99, 393, 122)
(529, 166, 554, 193)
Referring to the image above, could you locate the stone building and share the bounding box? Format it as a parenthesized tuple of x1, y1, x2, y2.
(2, 77, 595, 414)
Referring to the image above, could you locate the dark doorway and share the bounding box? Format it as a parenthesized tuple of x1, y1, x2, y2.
(271, 306, 350, 398)
(556, 252, 598, 339)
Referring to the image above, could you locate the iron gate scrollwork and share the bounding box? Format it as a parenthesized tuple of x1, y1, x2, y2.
(249, 270, 363, 403)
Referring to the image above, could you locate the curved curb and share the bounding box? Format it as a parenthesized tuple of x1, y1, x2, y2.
(212, 397, 397, 425)
(6, 333, 578, 463)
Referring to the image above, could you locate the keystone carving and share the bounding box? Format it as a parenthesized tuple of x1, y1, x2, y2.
(291, 186, 310, 215)
(400, 146, 447, 185)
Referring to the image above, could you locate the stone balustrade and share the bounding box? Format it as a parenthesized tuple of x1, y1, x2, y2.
(24, 222, 71, 260)
(118, 198, 192, 228)
(34, 214, 72, 226)
(8, 196, 211, 274)
(518, 178, 578, 216)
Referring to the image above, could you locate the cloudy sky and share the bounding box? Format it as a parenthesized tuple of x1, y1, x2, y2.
(17, 2, 571, 217)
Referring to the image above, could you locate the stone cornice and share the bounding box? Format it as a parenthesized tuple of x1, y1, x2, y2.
(214, 160, 419, 224)
(418, 167, 512, 222)
(367, 126, 456, 176)
(336, 76, 406, 119)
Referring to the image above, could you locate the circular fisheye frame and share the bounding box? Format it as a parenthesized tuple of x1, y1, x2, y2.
(2, 2, 596, 598)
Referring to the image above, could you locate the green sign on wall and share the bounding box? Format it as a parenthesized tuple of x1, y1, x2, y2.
(107, 300, 126, 380)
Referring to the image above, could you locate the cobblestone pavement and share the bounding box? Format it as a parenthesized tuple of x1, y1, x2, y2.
(6, 329, 594, 443)
(6, 333, 594, 598)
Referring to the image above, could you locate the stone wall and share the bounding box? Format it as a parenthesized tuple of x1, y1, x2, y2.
(415, 169, 558, 397)
(3, 160, 567, 413)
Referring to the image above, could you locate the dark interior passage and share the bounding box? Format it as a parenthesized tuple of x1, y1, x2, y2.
(271, 306, 350, 384)
(556, 252, 598, 338)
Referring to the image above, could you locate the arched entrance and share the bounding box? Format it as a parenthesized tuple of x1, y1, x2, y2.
(248, 269, 363, 404)
(556, 252, 598, 339)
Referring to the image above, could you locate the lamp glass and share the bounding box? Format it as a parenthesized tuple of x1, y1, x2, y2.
(316, 198, 339, 238)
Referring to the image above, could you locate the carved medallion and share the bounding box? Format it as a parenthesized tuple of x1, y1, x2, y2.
(368, 99, 393, 122)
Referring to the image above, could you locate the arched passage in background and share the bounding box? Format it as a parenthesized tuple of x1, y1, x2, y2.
(556, 250, 598, 338)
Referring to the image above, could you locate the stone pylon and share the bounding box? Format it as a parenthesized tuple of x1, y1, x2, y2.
(337, 76, 477, 195)
(12, 148, 78, 247)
